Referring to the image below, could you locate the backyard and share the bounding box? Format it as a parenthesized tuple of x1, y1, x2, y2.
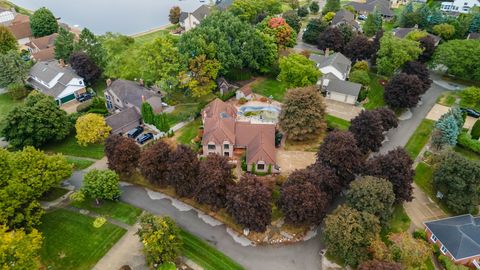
(175, 118, 202, 146)
(363, 73, 386, 110)
(39, 209, 126, 270)
(42, 133, 105, 159)
(133, 25, 179, 44)
(251, 78, 288, 102)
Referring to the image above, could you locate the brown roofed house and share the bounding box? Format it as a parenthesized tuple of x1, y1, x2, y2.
(7, 14, 32, 45)
(26, 33, 58, 61)
(235, 85, 253, 100)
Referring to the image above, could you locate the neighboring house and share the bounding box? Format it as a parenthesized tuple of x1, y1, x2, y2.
(6, 13, 32, 46)
(346, 0, 395, 18)
(323, 74, 361, 104)
(425, 215, 480, 269)
(236, 85, 253, 100)
(104, 79, 163, 114)
(467, 32, 480, 39)
(26, 33, 58, 61)
(441, 0, 479, 13)
(309, 50, 352, 81)
(201, 99, 277, 173)
(105, 107, 142, 135)
(0, 8, 15, 25)
(179, 4, 211, 31)
(28, 60, 86, 105)
(392, 26, 442, 46)
(215, 0, 234, 10)
(331, 10, 360, 31)
(217, 77, 238, 96)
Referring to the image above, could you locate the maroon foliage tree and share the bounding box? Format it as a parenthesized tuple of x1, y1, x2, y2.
(316, 131, 365, 184)
(317, 27, 345, 53)
(364, 147, 414, 203)
(349, 110, 385, 153)
(357, 260, 403, 270)
(278, 181, 329, 226)
(169, 145, 199, 198)
(69, 51, 101, 84)
(344, 35, 375, 62)
(384, 73, 425, 109)
(139, 141, 173, 187)
(105, 135, 141, 176)
(309, 163, 342, 200)
(402, 61, 432, 94)
(418, 35, 436, 63)
(195, 154, 234, 210)
(375, 108, 398, 131)
(226, 175, 272, 232)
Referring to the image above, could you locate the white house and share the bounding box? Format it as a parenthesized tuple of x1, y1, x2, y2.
(27, 61, 86, 105)
(236, 85, 253, 100)
(441, 0, 479, 13)
(309, 50, 352, 81)
(179, 5, 211, 31)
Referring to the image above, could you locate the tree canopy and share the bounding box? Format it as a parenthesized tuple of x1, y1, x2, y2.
(169, 145, 199, 198)
(344, 35, 375, 62)
(54, 27, 75, 61)
(0, 25, 17, 54)
(229, 0, 282, 23)
(302, 18, 329, 45)
(169, 6, 181, 24)
(75, 113, 111, 146)
(82, 169, 121, 204)
(179, 54, 221, 97)
(384, 73, 425, 109)
(376, 33, 422, 76)
(259, 17, 297, 48)
(30, 7, 58, 37)
(0, 50, 29, 88)
(0, 226, 42, 269)
(75, 28, 105, 67)
(105, 135, 140, 176)
(363, 8, 382, 37)
(432, 39, 480, 81)
(69, 52, 102, 84)
(323, 0, 341, 14)
(278, 54, 320, 88)
(139, 141, 173, 187)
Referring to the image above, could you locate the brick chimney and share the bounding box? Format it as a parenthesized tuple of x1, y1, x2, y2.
(324, 48, 330, 57)
(106, 78, 112, 87)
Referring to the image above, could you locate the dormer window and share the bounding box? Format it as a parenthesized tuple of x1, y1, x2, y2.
(224, 144, 229, 149)
(208, 144, 215, 150)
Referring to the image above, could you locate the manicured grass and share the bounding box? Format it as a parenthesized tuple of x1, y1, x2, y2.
(404, 119, 436, 159)
(134, 25, 178, 44)
(414, 162, 435, 201)
(71, 199, 142, 225)
(66, 156, 94, 170)
(180, 229, 244, 270)
(42, 133, 105, 159)
(166, 104, 199, 126)
(383, 205, 411, 236)
(436, 91, 458, 107)
(364, 74, 386, 110)
(39, 209, 126, 270)
(177, 118, 202, 145)
(251, 78, 288, 102)
(0, 93, 22, 130)
(326, 114, 351, 131)
(40, 187, 70, 202)
(90, 79, 107, 97)
(454, 145, 480, 161)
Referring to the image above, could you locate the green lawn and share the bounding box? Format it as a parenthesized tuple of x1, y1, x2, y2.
(383, 205, 411, 236)
(404, 119, 436, 159)
(251, 78, 288, 102)
(177, 118, 202, 145)
(364, 74, 386, 110)
(326, 114, 351, 131)
(454, 145, 480, 161)
(436, 91, 458, 107)
(71, 199, 142, 225)
(40, 187, 70, 202)
(66, 156, 94, 170)
(0, 93, 22, 130)
(39, 209, 126, 270)
(414, 162, 435, 201)
(180, 229, 244, 270)
(42, 133, 105, 159)
(134, 25, 178, 44)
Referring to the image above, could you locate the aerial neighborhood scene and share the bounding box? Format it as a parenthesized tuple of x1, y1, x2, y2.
(1, 0, 480, 269)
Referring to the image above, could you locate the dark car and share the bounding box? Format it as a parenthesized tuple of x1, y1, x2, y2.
(127, 126, 144, 139)
(137, 133, 154, 144)
(461, 108, 480, 118)
(77, 93, 92, 102)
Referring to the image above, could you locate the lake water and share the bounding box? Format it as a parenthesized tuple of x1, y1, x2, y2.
(9, 0, 205, 35)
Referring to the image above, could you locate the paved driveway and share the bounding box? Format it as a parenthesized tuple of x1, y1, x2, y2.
(404, 183, 447, 228)
(325, 99, 363, 121)
(277, 150, 316, 174)
(425, 104, 450, 121)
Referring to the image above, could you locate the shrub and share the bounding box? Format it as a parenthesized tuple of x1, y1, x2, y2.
(353, 60, 369, 71)
(413, 229, 426, 240)
(438, 255, 469, 270)
(357, 88, 368, 102)
(471, 119, 480, 139)
(7, 83, 29, 100)
(458, 132, 480, 154)
(93, 217, 107, 228)
(238, 97, 248, 104)
(70, 191, 85, 202)
(298, 6, 309, 17)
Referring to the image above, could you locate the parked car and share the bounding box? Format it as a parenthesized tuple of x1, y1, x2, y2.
(137, 133, 154, 144)
(461, 108, 480, 118)
(358, 14, 367, 20)
(127, 126, 144, 139)
(77, 93, 92, 102)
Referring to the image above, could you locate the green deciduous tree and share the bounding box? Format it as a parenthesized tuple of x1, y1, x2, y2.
(0, 25, 17, 54)
(30, 7, 58, 37)
(229, 0, 282, 23)
(471, 119, 480, 139)
(460, 86, 480, 108)
(0, 226, 42, 269)
(82, 169, 121, 204)
(282, 10, 301, 33)
(432, 39, 480, 81)
(179, 54, 221, 97)
(279, 86, 326, 141)
(75, 28, 105, 67)
(260, 17, 297, 48)
(433, 23, 456, 40)
(346, 176, 395, 225)
(137, 213, 182, 267)
(363, 8, 382, 37)
(75, 113, 111, 146)
(7, 82, 29, 100)
(54, 27, 75, 61)
(389, 232, 431, 269)
(323, 0, 341, 14)
(302, 18, 329, 45)
(376, 33, 422, 76)
(323, 205, 380, 267)
(433, 151, 480, 214)
(278, 54, 320, 87)
(2, 91, 71, 148)
(0, 50, 29, 88)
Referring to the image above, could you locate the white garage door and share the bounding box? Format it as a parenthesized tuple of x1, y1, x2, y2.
(329, 92, 347, 103)
(346, 95, 357, 104)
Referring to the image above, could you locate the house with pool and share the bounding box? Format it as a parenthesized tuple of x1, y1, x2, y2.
(201, 98, 278, 173)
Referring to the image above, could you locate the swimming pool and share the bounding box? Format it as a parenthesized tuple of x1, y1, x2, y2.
(238, 106, 281, 114)
(237, 105, 281, 123)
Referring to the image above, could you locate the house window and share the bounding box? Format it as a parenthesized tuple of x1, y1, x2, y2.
(430, 234, 438, 243)
(106, 95, 111, 100)
(224, 144, 229, 149)
(224, 152, 229, 157)
(257, 163, 265, 170)
(106, 101, 113, 109)
(208, 144, 215, 150)
(440, 245, 447, 255)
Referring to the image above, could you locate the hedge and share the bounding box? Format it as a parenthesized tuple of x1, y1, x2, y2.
(471, 119, 480, 139)
(438, 255, 469, 270)
(457, 132, 480, 154)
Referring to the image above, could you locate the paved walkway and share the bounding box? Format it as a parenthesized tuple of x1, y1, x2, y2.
(404, 183, 447, 229)
(276, 150, 316, 174)
(325, 99, 363, 121)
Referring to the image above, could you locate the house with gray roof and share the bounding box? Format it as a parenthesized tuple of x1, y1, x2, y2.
(324, 77, 362, 104)
(331, 10, 360, 31)
(179, 4, 211, 31)
(28, 61, 86, 105)
(215, 0, 234, 10)
(309, 51, 352, 81)
(392, 27, 442, 45)
(425, 214, 480, 268)
(346, 0, 394, 18)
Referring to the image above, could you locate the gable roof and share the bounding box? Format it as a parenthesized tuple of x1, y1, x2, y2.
(106, 80, 163, 112)
(346, 0, 394, 16)
(8, 14, 31, 39)
(27, 33, 58, 50)
(105, 107, 141, 134)
(191, 4, 211, 21)
(28, 61, 83, 98)
(236, 122, 276, 164)
(425, 214, 480, 260)
(310, 52, 352, 77)
(326, 77, 362, 97)
(392, 27, 442, 44)
(331, 10, 360, 29)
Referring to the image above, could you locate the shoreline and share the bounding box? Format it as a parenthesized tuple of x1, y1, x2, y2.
(130, 23, 174, 38)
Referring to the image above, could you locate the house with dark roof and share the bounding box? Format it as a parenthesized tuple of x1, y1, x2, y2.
(324, 75, 362, 104)
(392, 27, 442, 45)
(346, 0, 394, 18)
(105, 107, 142, 135)
(215, 0, 234, 10)
(309, 50, 352, 80)
(28, 61, 86, 105)
(201, 99, 277, 173)
(179, 4, 211, 31)
(26, 33, 58, 61)
(331, 10, 360, 31)
(425, 215, 480, 268)
(468, 32, 480, 39)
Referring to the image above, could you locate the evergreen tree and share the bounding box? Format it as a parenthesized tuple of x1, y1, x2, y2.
(417, 4, 431, 29)
(155, 113, 170, 133)
(433, 114, 460, 148)
(469, 14, 480, 33)
(75, 28, 105, 67)
(363, 8, 382, 37)
(141, 102, 155, 124)
(54, 27, 75, 61)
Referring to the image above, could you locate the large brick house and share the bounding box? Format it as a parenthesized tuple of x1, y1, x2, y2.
(425, 215, 480, 269)
(201, 99, 277, 173)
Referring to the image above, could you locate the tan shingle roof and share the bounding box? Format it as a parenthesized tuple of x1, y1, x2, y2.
(8, 14, 31, 39)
